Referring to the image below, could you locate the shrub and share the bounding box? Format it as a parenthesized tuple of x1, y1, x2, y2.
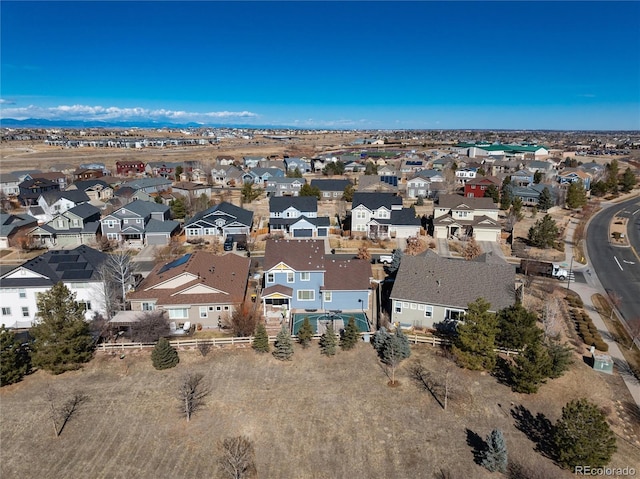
(151, 338, 179, 370)
(594, 341, 609, 352)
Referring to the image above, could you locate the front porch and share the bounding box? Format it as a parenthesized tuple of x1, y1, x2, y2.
(261, 284, 293, 325)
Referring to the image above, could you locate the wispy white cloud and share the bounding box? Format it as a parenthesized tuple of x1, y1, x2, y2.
(0, 99, 16, 105)
(290, 117, 377, 128)
(0, 104, 259, 123)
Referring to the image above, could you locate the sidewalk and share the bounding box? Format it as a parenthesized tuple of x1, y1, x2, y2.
(564, 212, 640, 409)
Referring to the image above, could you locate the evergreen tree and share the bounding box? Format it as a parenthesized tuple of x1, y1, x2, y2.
(606, 159, 619, 194)
(500, 177, 513, 210)
(590, 180, 608, 197)
(319, 323, 337, 356)
(496, 304, 542, 350)
(151, 337, 179, 370)
(528, 214, 559, 249)
(620, 167, 636, 193)
(174, 165, 184, 181)
(381, 327, 411, 385)
(31, 282, 95, 374)
(170, 196, 187, 219)
(387, 249, 403, 275)
(272, 326, 293, 361)
(566, 180, 587, 209)
(340, 316, 360, 351)
(480, 429, 508, 473)
(364, 161, 378, 175)
(252, 323, 270, 353)
(342, 184, 355, 202)
(484, 184, 500, 203)
(533, 171, 543, 184)
(287, 167, 302, 178)
(452, 298, 498, 370)
(299, 183, 321, 200)
(372, 326, 390, 357)
(511, 196, 524, 220)
(509, 340, 553, 393)
(553, 398, 616, 469)
(297, 317, 314, 348)
(1, 325, 30, 386)
(547, 341, 574, 379)
(538, 186, 554, 211)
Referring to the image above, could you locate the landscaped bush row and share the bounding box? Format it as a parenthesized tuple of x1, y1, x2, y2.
(572, 308, 609, 352)
(565, 295, 584, 309)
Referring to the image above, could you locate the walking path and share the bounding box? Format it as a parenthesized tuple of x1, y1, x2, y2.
(564, 208, 640, 409)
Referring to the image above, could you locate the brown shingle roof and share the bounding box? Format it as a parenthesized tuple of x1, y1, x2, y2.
(263, 239, 325, 271)
(321, 259, 372, 291)
(129, 251, 250, 306)
(390, 251, 515, 311)
(437, 194, 497, 211)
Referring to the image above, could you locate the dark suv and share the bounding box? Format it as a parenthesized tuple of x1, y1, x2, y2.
(223, 237, 234, 251)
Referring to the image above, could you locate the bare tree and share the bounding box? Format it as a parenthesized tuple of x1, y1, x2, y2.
(224, 303, 260, 337)
(177, 372, 209, 422)
(357, 243, 371, 261)
(411, 356, 456, 410)
(130, 310, 170, 342)
(218, 436, 256, 479)
(46, 386, 88, 437)
(462, 237, 482, 260)
(100, 249, 137, 311)
(607, 291, 622, 321)
(628, 317, 640, 351)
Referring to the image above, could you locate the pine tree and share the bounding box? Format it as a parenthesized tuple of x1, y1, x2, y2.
(319, 323, 337, 357)
(252, 323, 270, 353)
(452, 298, 498, 370)
(511, 196, 524, 220)
(381, 327, 411, 385)
(1, 325, 30, 386)
(388, 249, 403, 275)
(509, 340, 553, 393)
(31, 282, 95, 374)
(553, 398, 616, 469)
(272, 326, 293, 361)
(297, 317, 314, 348)
(620, 167, 637, 193)
(480, 429, 508, 473)
(566, 180, 587, 209)
(496, 304, 543, 350)
(606, 159, 619, 194)
(500, 177, 513, 210)
(340, 316, 360, 351)
(547, 340, 574, 379)
(170, 196, 187, 219)
(372, 326, 390, 357)
(484, 184, 500, 203)
(533, 171, 543, 184)
(151, 337, 179, 370)
(538, 186, 554, 211)
(528, 214, 559, 249)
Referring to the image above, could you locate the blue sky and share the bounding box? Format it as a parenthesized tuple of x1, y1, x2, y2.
(1, 1, 639, 130)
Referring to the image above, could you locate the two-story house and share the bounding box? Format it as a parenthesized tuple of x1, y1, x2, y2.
(357, 175, 399, 194)
(390, 250, 515, 330)
(18, 178, 60, 206)
(171, 182, 212, 198)
(28, 190, 91, 223)
(116, 161, 146, 176)
(73, 168, 104, 181)
(310, 179, 352, 200)
(463, 176, 501, 198)
(0, 246, 109, 328)
(0, 172, 22, 197)
(128, 251, 250, 330)
(261, 239, 372, 330)
(29, 203, 101, 248)
(101, 199, 180, 246)
(66, 179, 114, 202)
(455, 167, 478, 185)
(350, 192, 421, 239)
(243, 156, 265, 169)
(119, 177, 172, 194)
(0, 213, 38, 249)
(284, 157, 311, 173)
(242, 168, 284, 186)
(266, 177, 306, 197)
(184, 202, 254, 240)
(433, 194, 501, 241)
(557, 169, 592, 190)
(32, 172, 68, 191)
(268, 196, 330, 238)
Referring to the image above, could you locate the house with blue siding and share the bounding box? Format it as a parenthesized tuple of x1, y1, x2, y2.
(269, 196, 331, 238)
(261, 239, 372, 328)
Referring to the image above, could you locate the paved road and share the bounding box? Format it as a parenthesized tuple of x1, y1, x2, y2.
(586, 196, 640, 328)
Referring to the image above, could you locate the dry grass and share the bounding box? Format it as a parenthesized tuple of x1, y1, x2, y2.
(2, 340, 639, 479)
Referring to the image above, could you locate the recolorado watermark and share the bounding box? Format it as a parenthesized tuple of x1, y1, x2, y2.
(574, 466, 636, 476)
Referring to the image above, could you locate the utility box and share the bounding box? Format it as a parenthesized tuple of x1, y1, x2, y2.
(592, 352, 614, 375)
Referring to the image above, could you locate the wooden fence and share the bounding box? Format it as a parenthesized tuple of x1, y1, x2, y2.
(97, 332, 519, 356)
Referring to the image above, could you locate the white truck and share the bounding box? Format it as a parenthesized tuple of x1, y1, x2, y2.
(378, 254, 394, 265)
(520, 259, 568, 281)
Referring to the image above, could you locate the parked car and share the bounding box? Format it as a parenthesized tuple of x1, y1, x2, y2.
(223, 237, 234, 251)
(235, 234, 248, 251)
(378, 254, 393, 264)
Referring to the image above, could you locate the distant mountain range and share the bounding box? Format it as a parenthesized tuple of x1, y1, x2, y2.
(0, 118, 287, 130)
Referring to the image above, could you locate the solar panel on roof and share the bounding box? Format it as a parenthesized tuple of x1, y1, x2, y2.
(56, 262, 87, 271)
(61, 270, 93, 280)
(158, 253, 192, 274)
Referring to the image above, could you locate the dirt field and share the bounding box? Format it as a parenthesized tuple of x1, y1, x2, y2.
(2, 339, 639, 479)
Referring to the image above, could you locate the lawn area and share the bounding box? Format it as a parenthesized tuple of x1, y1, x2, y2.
(1, 343, 639, 479)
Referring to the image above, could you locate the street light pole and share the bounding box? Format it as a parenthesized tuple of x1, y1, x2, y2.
(566, 256, 573, 291)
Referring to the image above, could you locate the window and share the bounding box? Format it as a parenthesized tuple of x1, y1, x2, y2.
(394, 301, 402, 314)
(355, 210, 366, 219)
(266, 273, 274, 283)
(18, 289, 26, 298)
(2, 307, 10, 316)
(410, 303, 417, 310)
(168, 309, 188, 319)
(418, 304, 425, 311)
(424, 306, 433, 318)
(199, 306, 208, 319)
(136, 219, 142, 224)
(323, 291, 332, 302)
(142, 302, 154, 311)
(445, 309, 465, 321)
(287, 272, 294, 283)
(216, 306, 222, 311)
(78, 301, 92, 311)
(297, 290, 315, 301)
(300, 272, 310, 281)
(22, 307, 29, 317)
(223, 306, 229, 311)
